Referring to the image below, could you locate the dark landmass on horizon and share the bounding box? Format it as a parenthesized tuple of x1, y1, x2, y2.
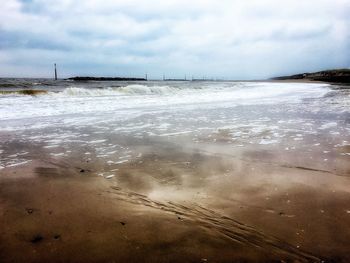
(68, 76, 147, 81)
(67, 69, 350, 83)
(272, 69, 350, 83)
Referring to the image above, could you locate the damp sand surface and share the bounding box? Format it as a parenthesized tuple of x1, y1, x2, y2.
(1, 136, 350, 263)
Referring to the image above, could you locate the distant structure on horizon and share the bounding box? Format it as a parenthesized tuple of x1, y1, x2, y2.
(162, 74, 188, 81)
(54, 63, 57, 80)
(159, 74, 219, 81)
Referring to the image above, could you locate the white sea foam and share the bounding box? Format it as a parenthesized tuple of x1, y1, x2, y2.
(114, 160, 129, 164)
(50, 153, 65, 157)
(259, 139, 278, 145)
(319, 122, 338, 130)
(158, 131, 193, 137)
(53, 85, 178, 97)
(88, 140, 107, 144)
(118, 85, 178, 95)
(7, 160, 31, 167)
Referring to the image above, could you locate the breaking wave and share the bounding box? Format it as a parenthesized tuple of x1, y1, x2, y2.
(1, 83, 331, 106)
(0, 89, 48, 96)
(118, 85, 179, 95)
(55, 85, 180, 96)
(54, 83, 331, 99)
(0, 81, 342, 123)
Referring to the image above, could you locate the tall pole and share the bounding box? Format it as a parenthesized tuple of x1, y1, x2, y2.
(54, 63, 57, 80)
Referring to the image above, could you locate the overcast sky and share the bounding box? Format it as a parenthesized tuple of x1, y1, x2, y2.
(0, 0, 349, 79)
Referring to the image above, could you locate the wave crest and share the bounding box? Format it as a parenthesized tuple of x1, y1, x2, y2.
(56, 85, 178, 96)
(118, 84, 179, 95)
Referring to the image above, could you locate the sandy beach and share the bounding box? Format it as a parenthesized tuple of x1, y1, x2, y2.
(1, 80, 350, 262)
(2, 0, 350, 261)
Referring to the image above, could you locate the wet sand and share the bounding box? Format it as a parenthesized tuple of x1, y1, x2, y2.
(1, 135, 350, 263)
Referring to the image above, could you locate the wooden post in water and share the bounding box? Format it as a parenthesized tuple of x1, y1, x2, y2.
(54, 63, 57, 80)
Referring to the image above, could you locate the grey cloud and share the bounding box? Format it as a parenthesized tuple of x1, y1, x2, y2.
(0, 0, 349, 78)
(0, 29, 71, 51)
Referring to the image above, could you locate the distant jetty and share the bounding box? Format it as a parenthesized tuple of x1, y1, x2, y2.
(68, 76, 147, 81)
(163, 78, 188, 81)
(192, 78, 215, 81)
(272, 69, 350, 83)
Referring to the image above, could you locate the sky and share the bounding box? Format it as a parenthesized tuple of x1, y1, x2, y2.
(0, 0, 349, 79)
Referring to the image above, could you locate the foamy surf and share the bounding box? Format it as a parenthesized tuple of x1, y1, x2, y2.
(0, 82, 333, 122)
(50, 82, 330, 98)
(48, 85, 179, 97)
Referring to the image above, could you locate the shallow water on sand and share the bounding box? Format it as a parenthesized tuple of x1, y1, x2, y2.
(0, 80, 349, 172)
(0, 79, 350, 262)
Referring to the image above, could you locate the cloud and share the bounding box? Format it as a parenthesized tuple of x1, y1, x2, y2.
(0, 0, 349, 78)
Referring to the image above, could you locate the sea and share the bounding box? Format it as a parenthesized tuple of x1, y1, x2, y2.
(0, 78, 349, 175)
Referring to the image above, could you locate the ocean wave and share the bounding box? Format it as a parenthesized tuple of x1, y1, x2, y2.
(0, 82, 332, 103)
(51, 85, 180, 97)
(117, 85, 178, 95)
(0, 89, 48, 96)
(58, 87, 119, 96)
(0, 82, 343, 124)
